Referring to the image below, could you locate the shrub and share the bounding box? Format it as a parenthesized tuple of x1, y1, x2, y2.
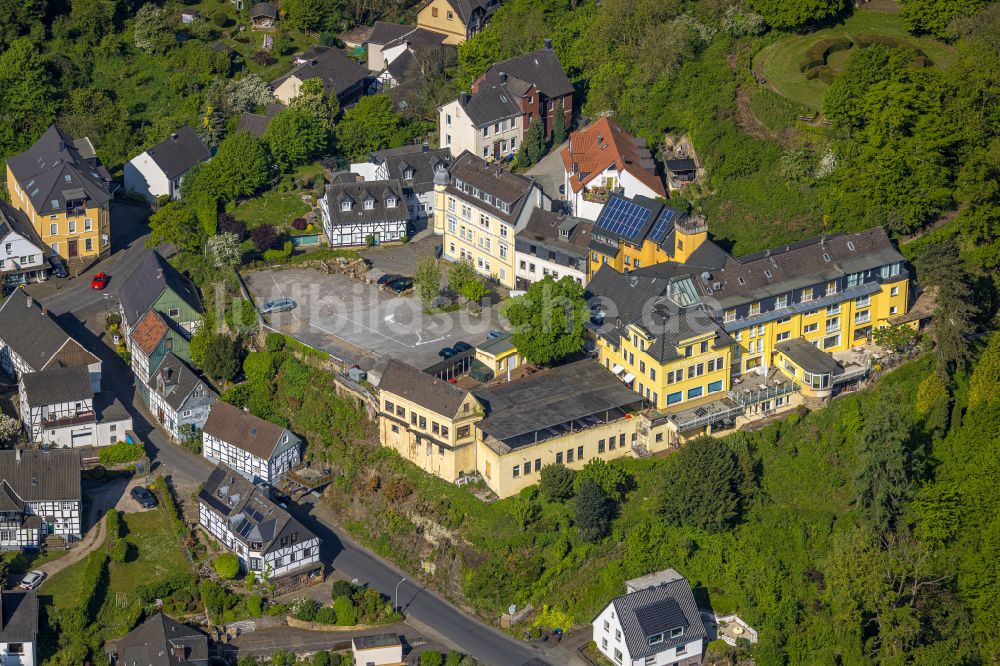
(263, 240, 293, 264)
(110, 538, 128, 563)
(291, 217, 308, 230)
(136, 573, 198, 603)
(98, 441, 144, 466)
(333, 595, 357, 625)
(539, 464, 576, 502)
(247, 595, 263, 618)
(421, 652, 444, 666)
(251, 224, 278, 251)
(799, 38, 852, 73)
(330, 579, 357, 600)
(292, 597, 318, 621)
(314, 606, 337, 624)
(214, 553, 240, 579)
(219, 212, 247, 240)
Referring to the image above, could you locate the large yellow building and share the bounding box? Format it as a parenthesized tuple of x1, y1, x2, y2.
(434, 151, 550, 289)
(5, 125, 114, 267)
(416, 0, 500, 45)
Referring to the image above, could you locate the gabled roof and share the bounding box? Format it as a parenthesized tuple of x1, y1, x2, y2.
(0, 201, 44, 249)
(479, 47, 574, 99)
(272, 47, 369, 99)
(203, 401, 291, 461)
(433, 0, 496, 26)
(5, 125, 113, 216)
(249, 1, 276, 18)
(561, 117, 665, 197)
(368, 144, 452, 195)
(589, 194, 682, 248)
(117, 250, 203, 327)
(516, 208, 592, 260)
(0, 591, 38, 644)
(454, 82, 522, 127)
(369, 21, 418, 45)
(151, 352, 216, 411)
(606, 574, 707, 660)
(323, 179, 407, 227)
(0, 295, 89, 373)
(130, 309, 170, 356)
(40, 337, 100, 371)
(236, 103, 283, 138)
(378, 359, 470, 418)
(0, 449, 81, 502)
(115, 612, 209, 666)
(143, 126, 211, 180)
(21, 365, 93, 407)
(444, 151, 538, 224)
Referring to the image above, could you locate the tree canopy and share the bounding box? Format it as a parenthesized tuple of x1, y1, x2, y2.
(335, 95, 402, 160)
(501, 276, 587, 365)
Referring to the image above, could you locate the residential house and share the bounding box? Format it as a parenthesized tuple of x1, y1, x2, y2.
(0, 590, 38, 666)
(236, 103, 284, 138)
(4, 125, 114, 264)
(0, 449, 82, 550)
(350, 144, 452, 226)
(202, 400, 301, 485)
(0, 295, 101, 385)
(198, 463, 320, 580)
(434, 151, 550, 288)
(19, 365, 131, 447)
(128, 309, 193, 386)
(147, 353, 217, 442)
(514, 208, 591, 289)
(123, 126, 211, 203)
(586, 194, 703, 279)
(319, 177, 408, 247)
(341, 25, 374, 52)
(366, 22, 447, 74)
(107, 613, 209, 666)
(416, 0, 500, 45)
(249, 1, 276, 28)
(272, 47, 369, 107)
(117, 249, 203, 351)
(562, 117, 666, 221)
(351, 634, 403, 666)
(473, 42, 573, 139)
(377, 359, 482, 482)
(438, 86, 522, 160)
(0, 202, 47, 290)
(592, 569, 707, 666)
(373, 31, 456, 115)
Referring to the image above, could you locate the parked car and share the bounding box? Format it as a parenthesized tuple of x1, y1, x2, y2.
(487, 329, 504, 340)
(90, 272, 110, 289)
(130, 485, 158, 508)
(48, 256, 68, 279)
(19, 570, 45, 590)
(260, 298, 296, 314)
(387, 277, 413, 294)
(376, 273, 399, 286)
(438, 347, 457, 360)
(453, 341, 472, 353)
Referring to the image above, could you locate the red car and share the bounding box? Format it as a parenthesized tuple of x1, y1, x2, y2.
(91, 273, 110, 290)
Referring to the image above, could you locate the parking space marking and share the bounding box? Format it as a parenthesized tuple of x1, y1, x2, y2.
(309, 311, 410, 348)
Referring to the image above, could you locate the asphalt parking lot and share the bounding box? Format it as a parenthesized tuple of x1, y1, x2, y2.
(244, 268, 503, 377)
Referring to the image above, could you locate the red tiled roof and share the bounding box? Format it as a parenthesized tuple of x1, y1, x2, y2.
(560, 117, 665, 198)
(129, 309, 168, 356)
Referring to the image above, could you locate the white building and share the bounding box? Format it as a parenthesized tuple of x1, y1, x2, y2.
(439, 86, 521, 161)
(0, 202, 47, 290)
(0, 295, 101, 383)
(351, 634, 403, 666)
(319, 178, 408, 248)
(18, 366, 131, 448)
(123, 126, 211, 203)
(592, 569, 707, 666)
(202, 401, 301, 486)
(109, 613, 208, 666)
(513, 208, 591, 290)
(198, 464, 320, 580)
(350, 144, 452, 228)
(0, 590, 38, 666)
(561, 117, 666, 221)
(0, 449, 82, 550)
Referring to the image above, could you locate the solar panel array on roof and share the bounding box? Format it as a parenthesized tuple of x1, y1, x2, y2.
(649, 207, 678, 243)
(595, 197, 649, 243)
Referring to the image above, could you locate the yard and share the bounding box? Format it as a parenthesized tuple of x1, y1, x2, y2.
(234, 163, 324, 239)
(753, 7, 956, 110)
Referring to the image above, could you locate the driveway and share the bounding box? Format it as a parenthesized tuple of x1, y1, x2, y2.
(526, 141, 569, 204)
(244, 268, 502, 377)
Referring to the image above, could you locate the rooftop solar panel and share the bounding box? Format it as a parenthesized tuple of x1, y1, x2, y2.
(649, 207, 677, 243)
(595, 197, 650, 243)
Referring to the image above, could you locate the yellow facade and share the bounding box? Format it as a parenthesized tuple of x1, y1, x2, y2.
(378, 389, 481, 482)
(588, 219, 706, 279)
(6, 165, 110, 262)
(438, 188, 517, 289)
(416, 0, 468, 44)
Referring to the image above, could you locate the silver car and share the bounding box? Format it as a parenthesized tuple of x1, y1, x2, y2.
(19, 570, 46, 590)
(260, 298, 296, 314)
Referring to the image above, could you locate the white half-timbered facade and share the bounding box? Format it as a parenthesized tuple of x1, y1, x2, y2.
(319, 178, 408, 247)
(0, 295, 101, 383)
(197, 464, 320, 579)
(202, 401, 300, 486)
(0, 450, 82, 551)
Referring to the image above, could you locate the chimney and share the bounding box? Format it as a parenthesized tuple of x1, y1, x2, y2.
(15, 449, 21, 463)
(422, 141, 429, 153)
(156, 268, 164, 280)
(544, 38, 552, 50)
(459, 91, 470, 105)
(41, 306, 48, 316)
(499, 71, 507, 84)
(25, 295, 32, 309)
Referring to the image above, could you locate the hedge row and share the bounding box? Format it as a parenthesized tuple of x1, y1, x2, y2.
(154, 475, 189, 544)
(855, 34, 927, 57)
(805, 65, 836, 84)
(136, 572, 198, 604)
(98, 441, 144, 467)
(798, 37, 853, 73)
(105, 509, 129, 563)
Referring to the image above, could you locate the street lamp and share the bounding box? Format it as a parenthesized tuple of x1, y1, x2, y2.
(394, 577, 407, 613)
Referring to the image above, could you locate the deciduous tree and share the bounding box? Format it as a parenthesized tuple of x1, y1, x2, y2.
(264, 107, 329, 172)
(207, 233, 242, 268)
(748, 0, 846, 30)
(133, 4, 173, 55)
(0, 38, 56, 159)
(334, 95, 401, 160)
(414, 255, 441, 303)
(501, 276, 587, 365)
(146, 202, 201, 253)
(900, 0, 988, 38)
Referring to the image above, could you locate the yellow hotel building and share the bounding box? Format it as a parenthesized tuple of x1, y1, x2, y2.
(5, 125, 113, 267)
(434, 151, 550, 289)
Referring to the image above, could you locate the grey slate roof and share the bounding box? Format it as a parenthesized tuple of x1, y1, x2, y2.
(151, 352, 216, 411)
(114, 612, 209, 666)
(21, 365, 93, 406)
(0, 449, 81, 502)
(367, 144, 452, 196)
(323, 179, 408, 228)
(0, 591, 38, 644)
(369, 21, 417, 46)
(144, 126, 211, 180)
(608, 575, 707, 660)
(236, 103, 283, 138)
(775, 338, 843, 375)
(436, 0, 496, 25)
(199, 463, 317, 556)
(0, 295, 86, 373)
(117, 250, 203, 327)
(378, 359, 470, 417)
(249, 1, 276, 18)
(273, 47, 369, 99)
(456, 82, 522, 127)
(473, 361, 643, 452)
(479, 47, 574, 98)
(517, 208, 592, 261)
(445, 151, 538, 225)
(5, 125, 113, 216)
(0, 201, 44, 249)
(94, 391, 132, 425)
(354, 633, 401, 649)
(203, 401, 290, 460)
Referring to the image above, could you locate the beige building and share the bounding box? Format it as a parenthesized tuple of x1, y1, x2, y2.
(434, 151, 549, 289)
(377, 359, 482, 482)
(351, 634, 403, 666)
(416, 0, 500, 45)
(439, 87, 522, 160)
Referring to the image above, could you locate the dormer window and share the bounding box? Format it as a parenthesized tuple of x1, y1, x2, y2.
(341, 200, 352, 212)
(363, 198, 375, 210)
(403, 168, 414, 180)
(386, 196, 397, 208)
(670, 626, 684, 638)
(648, 633, 663, 645)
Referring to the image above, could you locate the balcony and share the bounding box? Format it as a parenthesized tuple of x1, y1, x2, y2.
(581, 185, 623, 204)
(42, 410, 96, 429)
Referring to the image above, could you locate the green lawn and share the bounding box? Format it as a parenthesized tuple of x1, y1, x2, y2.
(754, 7, 956, 110)
(235, 190, 312, 229)
(2, 549, 68, 576)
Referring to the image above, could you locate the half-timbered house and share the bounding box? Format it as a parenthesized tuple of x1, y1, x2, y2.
(202, 401, 301, 486)
(319, 178, 408, 247)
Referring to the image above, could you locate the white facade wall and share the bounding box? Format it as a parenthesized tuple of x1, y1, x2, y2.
(514, 248, 586, 287)
(123, 154, 173, 203)
(566, 165, 664, 221)
(440, 102, 522, 160)
(23, 500, 81, 542)
(592, 604, 704, 666)
(352, 643, 403, 666)
(0, 639, 36, 666)
(19, 394, 93, 444)
(202, 432, 301, 485)
(318, 196, 407, 247)
(0, 232, 46, 280)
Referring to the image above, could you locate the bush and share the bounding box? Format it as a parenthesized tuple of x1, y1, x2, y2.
(219, 212, 247, 240)
(136, 573, 198, 603)
(292, 597, 318, 621)
(247, 595, 263, 618)
(213, 10, 227, 26)
(110, 538, 128, 563)
(333, 595, 357, 625)
(98, 441, 144, 466)
(291, 217, 308, 230)
(263, 240, 293, 264)
(314, 606, 337, 624)
(330, 579, 357, 600)
(539, 464, 576, 502)
(214, 553, 240, 579)
(421, 652, 444, 666)
(265, 333, 286, 353)
(251, 224, 278, 251)
(799, 37, 853, 73)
